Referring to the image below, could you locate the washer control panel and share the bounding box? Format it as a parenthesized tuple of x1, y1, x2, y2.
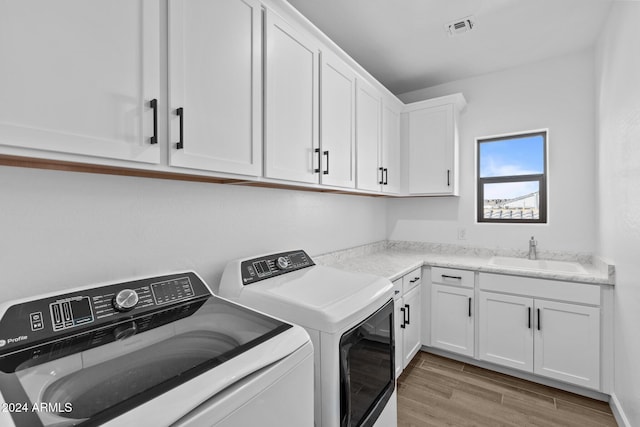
(241, 250, 314, 285)
(0, 272, 210, 355)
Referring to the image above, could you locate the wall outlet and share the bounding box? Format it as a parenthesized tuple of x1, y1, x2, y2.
(457, 227, 467, 240)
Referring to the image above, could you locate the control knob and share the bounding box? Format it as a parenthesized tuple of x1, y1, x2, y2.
(276, 256, 290, 270)
(113, 289, 139, 312)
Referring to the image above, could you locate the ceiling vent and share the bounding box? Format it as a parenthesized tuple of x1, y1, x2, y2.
(446, 16, 476, 37)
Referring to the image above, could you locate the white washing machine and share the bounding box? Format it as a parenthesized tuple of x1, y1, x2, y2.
(0, 271, 314, 427)
(218, 250, 397, 427)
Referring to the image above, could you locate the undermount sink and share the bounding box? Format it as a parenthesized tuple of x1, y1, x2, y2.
(488, 256, 588, 274)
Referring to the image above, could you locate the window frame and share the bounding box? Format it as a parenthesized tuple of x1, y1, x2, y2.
(476, 130, 548, 224)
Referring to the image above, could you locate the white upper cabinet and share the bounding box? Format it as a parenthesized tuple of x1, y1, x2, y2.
(356, 80, 401, 193)
(0, 0, 160, 164)
(382, 100, 401, 194)
(355, 80, 382, 192)
(404, 93, 466, 195)
(319, 50, 356, 188)
(168, 0, 262, 176)
(264, 10, 319, 184)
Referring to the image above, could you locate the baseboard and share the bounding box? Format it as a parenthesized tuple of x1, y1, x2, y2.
(422, 346, 610, 401)
(609, 393, 632, 427)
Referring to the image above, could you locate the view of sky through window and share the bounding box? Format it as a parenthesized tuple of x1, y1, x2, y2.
(479, 134, 544, 200)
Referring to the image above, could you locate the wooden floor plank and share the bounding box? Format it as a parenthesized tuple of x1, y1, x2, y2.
(397, 351, 617, 427)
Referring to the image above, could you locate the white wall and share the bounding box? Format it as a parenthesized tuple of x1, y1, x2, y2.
(388, 50, 597, 253)
(0, 166, 386, 300)
(595, 2, 640, 425)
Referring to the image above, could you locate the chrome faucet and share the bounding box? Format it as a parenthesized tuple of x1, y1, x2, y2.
(528, 236, 537, 260)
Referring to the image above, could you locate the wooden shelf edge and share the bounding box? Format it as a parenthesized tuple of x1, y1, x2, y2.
(0, 154, 389, 197)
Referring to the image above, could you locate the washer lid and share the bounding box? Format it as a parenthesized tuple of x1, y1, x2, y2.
(228, 265, 393, 333)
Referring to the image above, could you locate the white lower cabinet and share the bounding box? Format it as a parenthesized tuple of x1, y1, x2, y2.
(394, 268, 422, 378)
(478, 292, 533, 371)
(402, 284, 422, 368)
(533, 299, 600, 388)
(429, 267, 475, 357)
(478, 273, 601, 390)
(431, 284, 474, 357)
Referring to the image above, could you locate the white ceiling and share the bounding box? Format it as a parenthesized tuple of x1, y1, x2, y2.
(286, 0, 613, 95)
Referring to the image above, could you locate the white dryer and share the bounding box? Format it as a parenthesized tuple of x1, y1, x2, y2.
(218, 250, 397, 427)
(0, 272, 314, 427)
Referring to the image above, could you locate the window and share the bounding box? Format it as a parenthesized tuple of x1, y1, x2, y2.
(477, 131, 547, 223)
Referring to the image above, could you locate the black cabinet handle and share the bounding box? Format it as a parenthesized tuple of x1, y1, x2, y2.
(176, 107, 184, 149)
(149, 99, 158, 145)
(442, 274, 462, 280)
(323, 151, 329, 175)
(447, 169, 451, 186)
(383, 168, 388, 185)
(468, 298, 472, 317)
(400, 307, 406, 329)
(409, 277, 420, 283)
(314, 148, 321, 173)
(537, 308, 541, 331)
(528, 307, 532, 329)
(405, 304, 410, 325)
(379, 167, 384, 185)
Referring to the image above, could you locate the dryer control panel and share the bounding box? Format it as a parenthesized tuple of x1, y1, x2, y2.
(241, 250, 314, 285)
(0, 272, 211, 357)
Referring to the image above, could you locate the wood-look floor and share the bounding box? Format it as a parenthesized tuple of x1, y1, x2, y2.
(397, 351, 617, 427)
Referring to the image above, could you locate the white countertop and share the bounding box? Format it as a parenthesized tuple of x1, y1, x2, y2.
(314, 244, 614, 286)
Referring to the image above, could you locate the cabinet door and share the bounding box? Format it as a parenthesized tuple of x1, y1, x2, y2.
(319, 50, 356, 188)
(394, 294, 404, 379)
(431, 285, 474, 357)
(168, 0, 261, 176)
(534, 300, 600, 389)
(402, 285, 422, 369)
(408, 104, 455, 194)
(478, 292, 533, 372)
(264, 11, 319, 183)
(0, 0, 160, 164)
(355, 80, 381, 192)
(381, 101, 401, 194)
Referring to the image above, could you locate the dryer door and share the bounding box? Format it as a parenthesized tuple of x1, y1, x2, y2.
(339, 298, 395, 427)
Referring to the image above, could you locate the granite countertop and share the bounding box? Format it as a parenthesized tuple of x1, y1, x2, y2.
(314, 242, 615, 286)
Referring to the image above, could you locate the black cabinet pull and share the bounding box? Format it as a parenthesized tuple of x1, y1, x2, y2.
(379, 167, 384, 184)
(400, 307, 406, 329)
(323, 150, 329, 175)
(409, 277, 420, 283)
(537, 308, 541, 331)
(442, 274, 462, 280)
(314, 148, 321, 173)
(528, 307, 532, 329)
(468, 297, 472, 317)
(176, 107, 184, 149)
(383, 168, 388, 185)
(447, 169, 451, 186)
(405, 304, 410, 325)
(149, 99, 158, 145)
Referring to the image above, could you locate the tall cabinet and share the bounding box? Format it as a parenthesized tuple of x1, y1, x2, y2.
(0, 0, 160, 164)
(168, 0, 262, 176)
